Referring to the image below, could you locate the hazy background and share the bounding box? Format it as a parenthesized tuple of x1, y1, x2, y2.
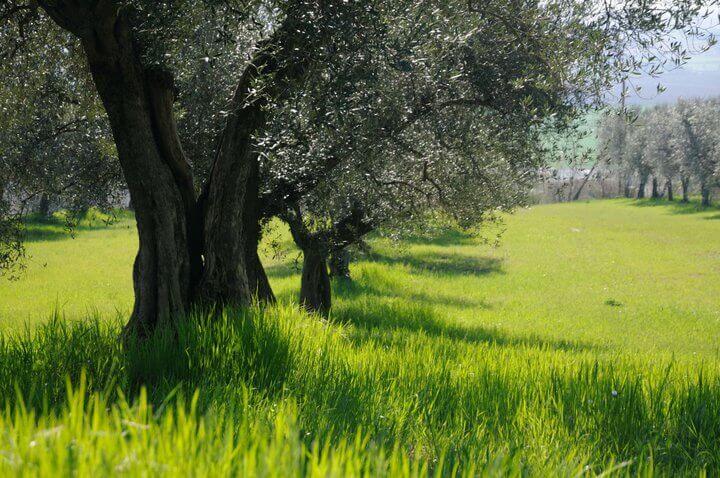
(627, 22, 720, 104)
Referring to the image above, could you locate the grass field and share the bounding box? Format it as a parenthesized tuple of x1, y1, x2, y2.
(1, 199, 720, 475)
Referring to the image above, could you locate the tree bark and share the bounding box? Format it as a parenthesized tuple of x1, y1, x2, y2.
(69, 11, 201, 337)
(37, 2, 333, 335)
(637, 174, 648, 199)
(300, 246, 331, 315)
(196, 73, 262, 307)
(701, 183, 711, 207)
(244, 162, 275, 303)
(666, 178, 674, 201)
(681, 177, 690, 202)
(651, 177, 660, 199)
(38, 194, 51, 217)
(624, 174, 633, 198)
(198, 19, 306, 307)
(284, 208, 331, 316)
(329, 248, 351, 279)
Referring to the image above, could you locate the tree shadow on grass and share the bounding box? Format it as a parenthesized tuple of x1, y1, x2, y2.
(397, 228, 480, 246)
(333, 273, 492, 310)
(265, 262, 301, 280)
(23, 214, 133, 242)
(5, 311, 717, 474)
(267, 246, 504, 309)
(627, 198, 720, 217)
(331, 299, 600, 353)
(369, 251, 504, 277)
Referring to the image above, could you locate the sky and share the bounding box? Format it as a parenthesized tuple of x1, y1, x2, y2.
(626, 48, 720, 105)
(625, 20, 720, 105)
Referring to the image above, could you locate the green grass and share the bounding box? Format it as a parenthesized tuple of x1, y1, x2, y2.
(0, 199, 720, 475)
(0, 210, 137, 328)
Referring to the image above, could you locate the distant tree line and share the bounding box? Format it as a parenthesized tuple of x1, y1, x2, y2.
(597, 98, 720, 206)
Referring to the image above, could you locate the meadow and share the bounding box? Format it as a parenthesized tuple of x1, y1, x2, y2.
(0, 199, 719, 475)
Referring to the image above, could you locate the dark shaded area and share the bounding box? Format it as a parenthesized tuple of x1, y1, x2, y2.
(396, 228, 480, 247)
(628, 198, 720, 217)
(266, 239, 592, 352)
(265, 261, 302, 280)
(2, 310, 720, 473)
(23, 212, 130, 242)
(333, 273, 491, 309)
(370, 250, 504, 276)
(332, 299, 599, 353)
(266, 239, 504, 308)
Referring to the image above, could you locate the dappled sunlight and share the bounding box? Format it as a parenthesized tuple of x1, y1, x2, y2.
(2, 200, 720, 474)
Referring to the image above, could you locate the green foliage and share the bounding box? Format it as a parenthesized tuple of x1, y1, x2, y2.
(596, 98, 720, 202)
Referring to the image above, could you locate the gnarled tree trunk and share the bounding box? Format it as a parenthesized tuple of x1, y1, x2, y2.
(701, 183, 711, 207)
(39, 2, 316, 336)
(329, 248, 351, 279)
(196, 101, 259, 307)
(651, 177, 660, 199)
(284, 208, 331, 316)
(637, 174, 648, 199)
(300, 246, 331, 315)
(666, 178, 674, 201)
(77, 14, 201, 337)
(198, 19, 307, 307)
(38, 194, 51, 217)
(681, 177, 690, 202)
(244, 161, 275, 303)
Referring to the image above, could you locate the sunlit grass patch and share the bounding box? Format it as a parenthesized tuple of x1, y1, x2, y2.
(1, 199, 720, 474)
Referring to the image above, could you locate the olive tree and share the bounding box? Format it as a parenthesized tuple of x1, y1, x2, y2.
(597, 112, 632, 197)
(281, 111, 542, 314)
(2, 0, 391, 335)
(645, 105, 681, 200)
(675, 98, 720, 206)
(1, 0, 715, 336)
(0, 32, 122, 219)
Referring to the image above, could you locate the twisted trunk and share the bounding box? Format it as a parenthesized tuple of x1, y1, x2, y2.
(329, 248, 351, 279)
(284, 211, 331, 315)
(38, 194, 51, 217)
(651, 177, 660, 199)
(244, 160, 275, 303)
(701, 183, 711, 207)
(300, 246, 331, 315)
(39, 2, 317, 334)
(78, 14, 201, 336)
(681, 177, 690, 202)
(196, 85, 261, 306)
(198, 19, 307, 306)
(637, 173, 648, 199)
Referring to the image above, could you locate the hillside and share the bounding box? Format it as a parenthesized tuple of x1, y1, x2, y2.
(1, 200, 720, 475)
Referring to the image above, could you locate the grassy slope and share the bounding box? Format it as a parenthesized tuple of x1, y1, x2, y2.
(1, 199, 720, 475)
(4, 199, 720, 359)
(359, 199, 720, 359)
(0, 212, 137, 327)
